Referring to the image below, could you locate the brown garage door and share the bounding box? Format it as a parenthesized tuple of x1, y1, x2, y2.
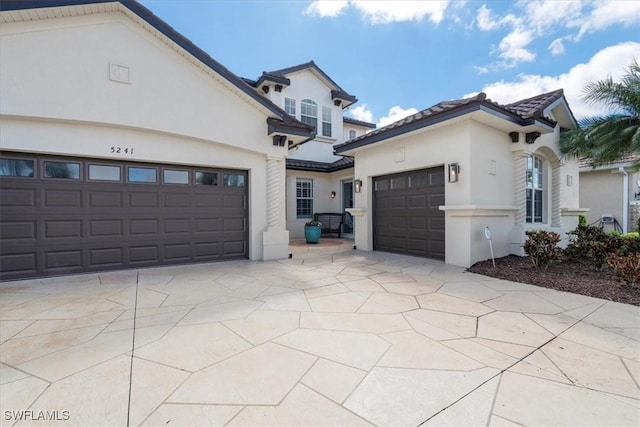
(373, 167, 445, 260)
(0, 153, 248, 280)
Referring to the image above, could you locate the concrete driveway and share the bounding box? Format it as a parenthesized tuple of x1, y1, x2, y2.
(1, 240, 639, 426)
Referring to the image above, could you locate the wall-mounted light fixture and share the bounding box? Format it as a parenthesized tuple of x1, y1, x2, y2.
(448, 163, 460, 183)
(354, 179, 363, 193)
(330, 191, 336, 199)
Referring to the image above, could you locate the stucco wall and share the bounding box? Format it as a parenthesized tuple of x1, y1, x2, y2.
(0, 9, 289, 261)
(580, 168, 640, 232)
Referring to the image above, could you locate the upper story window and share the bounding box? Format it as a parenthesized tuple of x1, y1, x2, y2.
(285, 98, 296, 116)
(348, 129, 356, 140)
(322, 106, 332, 137)
(526, 155, 544, 223)
(300, 99, 317, 129)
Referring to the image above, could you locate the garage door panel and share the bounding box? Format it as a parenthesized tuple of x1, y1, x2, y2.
(164, 243, 191, 261)
(373, 167, 445, 260)
(129, 219, 159, 235)
(195, 242, 219, 258)
(1, 188, 35, 207)
(129, 246, 159, 263)
(194, 194, 219, 207)
(389, 196, 406, 209)
(45, 250, 82, 269)
(429, 193, 445, 207)
(223, 241, 245, 257)
(195, 218, 218, 232)
(90, 191, 123, 208)
(129, 192, 159, 208)
(1, 221, 36, 240)
(1, 154, 248, 280)
(45, 220, 82, 238)
(164, 193, 190, 208)
(429, 171, 445, 186)
(164, 218, 190, 234)
(0, 253, 37, 274)
(45, 189, 82, 207)
(89, 219, 123, 237)
(89, 248, 123, 266)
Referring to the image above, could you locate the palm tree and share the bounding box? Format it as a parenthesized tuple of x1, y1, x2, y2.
(560, 60, 640, 167)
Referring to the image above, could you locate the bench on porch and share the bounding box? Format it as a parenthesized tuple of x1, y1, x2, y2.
(313, 213, 345, 238)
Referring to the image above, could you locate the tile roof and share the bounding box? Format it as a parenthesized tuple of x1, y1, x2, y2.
(286, 156, 354, 173)
(504, 89, 564, 119)
(335, 91, 563, 153)
(343, 117, 376, 129)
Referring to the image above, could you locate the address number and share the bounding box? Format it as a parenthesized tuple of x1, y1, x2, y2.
(110, 147, 134, 155)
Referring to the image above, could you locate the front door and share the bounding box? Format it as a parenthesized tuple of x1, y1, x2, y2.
(342, 180, 354, 235)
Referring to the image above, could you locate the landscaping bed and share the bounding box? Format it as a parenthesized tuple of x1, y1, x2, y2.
(469, 255, 640, 307)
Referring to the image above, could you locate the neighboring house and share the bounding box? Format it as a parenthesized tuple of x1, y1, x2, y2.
(0, 0, 315, 280)
(242, 61, 375, 238)
(579, 155, 640, 233)
(335, 90, 584, 268)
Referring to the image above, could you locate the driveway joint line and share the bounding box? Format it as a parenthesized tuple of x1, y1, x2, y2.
(126, 271, 140, 427)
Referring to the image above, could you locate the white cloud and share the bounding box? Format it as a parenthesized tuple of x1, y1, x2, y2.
(496, 28, 536, 63)
(474, 1, 639, 71)
(548, 38, 566, 55)
(378, 106, 419, 128)
(463, 42, 640, 119)
(576, 0, 640, 39)
(303, 1, 348, 17)
(349, 104, 373, 123)
(304, 1, 451, 24)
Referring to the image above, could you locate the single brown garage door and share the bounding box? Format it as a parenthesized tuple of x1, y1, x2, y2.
(373, 167, 445, 260)
(0, 153, 248, 280)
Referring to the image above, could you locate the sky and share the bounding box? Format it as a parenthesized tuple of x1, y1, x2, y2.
(139, 0, 640, 128)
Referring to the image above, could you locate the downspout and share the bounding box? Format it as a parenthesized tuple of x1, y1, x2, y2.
(618, 167, 629, 233)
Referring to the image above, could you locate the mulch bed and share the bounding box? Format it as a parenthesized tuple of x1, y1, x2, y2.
(469, 255, 640, 307)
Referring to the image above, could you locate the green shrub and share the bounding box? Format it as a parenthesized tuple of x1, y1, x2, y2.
(564, 225, 622, 269)
(608, 253, 640, 288)
(578, 214, 587, 227)
(524, 230, 561, 268)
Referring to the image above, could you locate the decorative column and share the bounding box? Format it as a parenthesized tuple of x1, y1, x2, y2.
(266, 156, 282, 229)
(513, 150, 528, 225)
(262, 155, 289, 261)
(551, 162, 562, 227)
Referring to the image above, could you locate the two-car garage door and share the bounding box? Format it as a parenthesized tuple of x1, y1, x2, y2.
(0, 153, 248, 280)
(373, 167, 445, 260)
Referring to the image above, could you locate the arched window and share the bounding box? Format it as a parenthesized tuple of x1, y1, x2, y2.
(526, 155, 544, 223)
(300, 99, 317, 129)
(348, 129, 356, 140)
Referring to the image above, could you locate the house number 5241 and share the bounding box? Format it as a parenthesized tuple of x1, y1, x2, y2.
(110, 147, 134, 155)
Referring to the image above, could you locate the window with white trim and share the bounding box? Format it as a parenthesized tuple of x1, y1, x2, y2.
(285, 98, 296, 116)
(348, 129, 356, 140)
(296, 178, 314, 218)
(300, 99, 317, 129)
(322, 106, 332, 137)
(526, 155, 544, 223)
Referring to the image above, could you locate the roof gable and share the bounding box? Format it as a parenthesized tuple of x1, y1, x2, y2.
(255, 60, 357, 107)
(0, 0, 314, 141)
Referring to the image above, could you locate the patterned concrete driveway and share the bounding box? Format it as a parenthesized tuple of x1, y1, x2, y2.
(1, 240, 639, 426)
